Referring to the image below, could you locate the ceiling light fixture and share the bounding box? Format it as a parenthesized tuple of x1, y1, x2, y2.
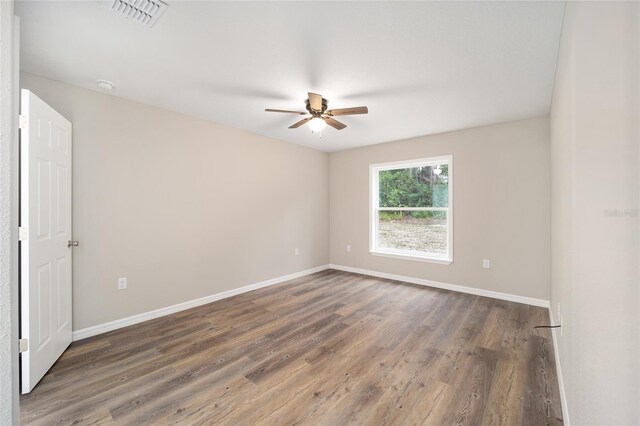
(265, 92, 368, 131)
(308, 116, 326, 133)
(97, 80, 115, 91)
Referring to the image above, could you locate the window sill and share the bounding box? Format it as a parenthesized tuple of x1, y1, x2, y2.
(369, 250, 453, 265)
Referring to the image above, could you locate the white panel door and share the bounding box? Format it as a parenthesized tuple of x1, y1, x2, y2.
(20, 89, 73, 394)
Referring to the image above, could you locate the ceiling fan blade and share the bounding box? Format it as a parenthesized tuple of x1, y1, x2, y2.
(326, 106, 368, 116)
(289, 117, 313, 129)
(308, 92, 323, 112)
(324, 116, 346, 130)
(265, 108, 307, 115)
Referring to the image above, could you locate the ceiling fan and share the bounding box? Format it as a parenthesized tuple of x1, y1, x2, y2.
(266, 92, 368, 132)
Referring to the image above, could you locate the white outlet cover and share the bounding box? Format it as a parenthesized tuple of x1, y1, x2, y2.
(117, 277, 127, 290)
(294, 248, 299, 256)
(346, 245, 351, 252)
(482, 259, 491, 268)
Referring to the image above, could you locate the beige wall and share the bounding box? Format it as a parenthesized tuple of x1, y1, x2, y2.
(21, 72, 330, 331)
(550, 2, 640, 424)
(330, 117, 550, 301)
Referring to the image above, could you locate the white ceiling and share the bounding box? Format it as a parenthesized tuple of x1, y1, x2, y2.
(16, 1, 565, 152)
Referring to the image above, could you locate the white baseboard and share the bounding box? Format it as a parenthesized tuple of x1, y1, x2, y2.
(328, 264, 550, 308)
(72, 264, 330, 341)
(73, 263, 550, 341)
(549, 308, 570, 425)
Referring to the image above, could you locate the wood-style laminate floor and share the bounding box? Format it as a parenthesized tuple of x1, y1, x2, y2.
(21, 270, 563, 425)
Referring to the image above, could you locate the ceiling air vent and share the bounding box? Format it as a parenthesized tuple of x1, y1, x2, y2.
(111, 0, 168, 27)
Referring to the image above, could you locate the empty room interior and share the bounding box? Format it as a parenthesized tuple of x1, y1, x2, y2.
(0, 1, 639, 425)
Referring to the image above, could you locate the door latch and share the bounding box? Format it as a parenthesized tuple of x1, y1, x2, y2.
(68, 240, 79, 247)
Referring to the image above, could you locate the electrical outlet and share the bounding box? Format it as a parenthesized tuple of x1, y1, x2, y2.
(346, 244, 351, 252)
(117, 277, 127, 290)
(482, 259, 491, 269)
(295, 248, 300, 256)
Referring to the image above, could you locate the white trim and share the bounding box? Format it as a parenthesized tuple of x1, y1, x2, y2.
(377, 207, 448, 212)
(329, 264, 550, 308)
(549, 307, 570, 425)
(369, 155, 452, 171)
(369, 250, 453, 265)
(0, 8, 20, 424)
(72, 265, 330, 341)
(369, 155, 453, 264)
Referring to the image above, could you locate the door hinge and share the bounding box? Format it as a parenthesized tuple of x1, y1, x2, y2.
(18, 227, 28, 241)
(19, 338, 28, 353)
(18, 114, 28, 129)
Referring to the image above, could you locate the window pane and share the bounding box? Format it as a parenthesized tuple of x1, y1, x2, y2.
(378, 210, 447, 255)
(378, 165, 449, 208)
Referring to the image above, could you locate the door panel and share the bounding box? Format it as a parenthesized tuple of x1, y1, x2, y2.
(20, 89, 73, 393)
(56, 165, 68, 235)
(36, 158, 50, 239)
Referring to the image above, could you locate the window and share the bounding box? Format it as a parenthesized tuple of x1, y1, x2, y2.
(369, 155, 453, 264)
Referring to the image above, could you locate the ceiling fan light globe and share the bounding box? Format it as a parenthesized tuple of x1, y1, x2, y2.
(309, 117, 326, 132)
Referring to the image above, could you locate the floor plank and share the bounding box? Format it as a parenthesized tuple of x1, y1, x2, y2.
(21, 270, 563, 425)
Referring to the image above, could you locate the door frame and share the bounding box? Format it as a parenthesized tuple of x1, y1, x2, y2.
(0, 5, 20, 425)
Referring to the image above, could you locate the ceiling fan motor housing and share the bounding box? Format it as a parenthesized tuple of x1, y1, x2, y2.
(305, 98, 328, 114)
